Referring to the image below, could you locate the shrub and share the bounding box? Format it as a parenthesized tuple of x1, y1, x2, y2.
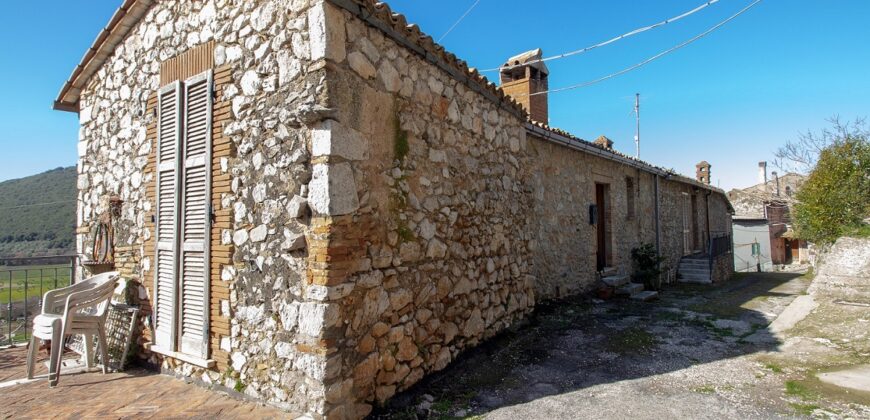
(793, 138, 870, 244)
(631, 243, 666, 290)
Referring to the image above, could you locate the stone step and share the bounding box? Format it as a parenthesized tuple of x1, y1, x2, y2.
(600, 267, 618, 277)
(616, 283, 644, 296)
(601, 275, 629, 287)
(630, 290, 659, 301)
(679, 260, 709, 267)
(679, 268, 711, 276)
(680, 272, 711, 280)
(678, 276, 712, 284)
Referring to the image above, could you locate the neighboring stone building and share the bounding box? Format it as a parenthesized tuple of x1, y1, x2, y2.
(54, 0, 734, 418)
(728, 162, 808, 268)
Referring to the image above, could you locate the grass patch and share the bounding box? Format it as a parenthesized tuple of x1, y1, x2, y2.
(844, 223, 870, 239)
(396, 224, 414, 243)
(0, 264, 72, 305)
(694, 385, 716, 394)
(605, 327, 657, 354)
(789, 402, 820, 415)
(233, 380, 246, 393)
(765, 363, 784, 373)
(393, 112, 409, 161)
(427, 391, 477, 419)
(785, 380, 816, 400)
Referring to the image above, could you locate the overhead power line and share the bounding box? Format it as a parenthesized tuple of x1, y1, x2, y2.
(0, 200, 75, 211)
(481, 0, 721, 73)
(438, 0, 482, 42)
(523, 0, 764, 97)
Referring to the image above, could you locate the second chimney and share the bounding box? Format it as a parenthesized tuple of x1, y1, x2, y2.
(758, 161, 768, 187)
(696, 161, 711, 185)
(500, 49, 549, 123)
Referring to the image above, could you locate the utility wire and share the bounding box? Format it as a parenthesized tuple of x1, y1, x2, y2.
(0, 200, 74, 211)
(438, 0, 482, 42)
(521, 0, 764, 97)
(481, 0, 721, 73)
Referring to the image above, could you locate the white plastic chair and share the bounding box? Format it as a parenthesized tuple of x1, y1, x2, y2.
(26, 271, 119, 387)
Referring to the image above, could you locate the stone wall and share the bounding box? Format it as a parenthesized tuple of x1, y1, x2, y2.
(74, 0, 339, 416)
(307, 5, 537, 416)
(312, 1, 736, 416)
(71, 0, 735, 417)
(526, 138, 659, 297)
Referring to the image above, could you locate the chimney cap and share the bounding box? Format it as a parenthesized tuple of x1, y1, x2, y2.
(696, 160, 711, 167)
(500, 48, 549, 75)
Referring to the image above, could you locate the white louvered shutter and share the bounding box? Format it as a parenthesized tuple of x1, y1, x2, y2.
(178, 70, 213, 358)
(153, 81, 182, 350)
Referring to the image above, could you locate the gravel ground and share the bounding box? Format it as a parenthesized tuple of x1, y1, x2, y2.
(371, 271, 870, 419)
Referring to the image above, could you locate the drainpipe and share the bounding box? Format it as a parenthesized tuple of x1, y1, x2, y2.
(654, 174, 661, 258)
(705, 190, 713, 280)
(705, 190, 712, 250)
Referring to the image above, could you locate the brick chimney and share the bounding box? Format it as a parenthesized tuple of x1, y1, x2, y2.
(594, 135, 614, 150)
(500, 49, 549, 123)
(695, 161, 711, 185)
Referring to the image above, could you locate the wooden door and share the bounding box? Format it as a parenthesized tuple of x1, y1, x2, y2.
(596, 184, 607, 270)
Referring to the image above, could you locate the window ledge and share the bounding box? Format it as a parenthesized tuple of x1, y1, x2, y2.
(144, 343, 215, 369)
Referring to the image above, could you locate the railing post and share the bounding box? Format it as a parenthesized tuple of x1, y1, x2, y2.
(40, 268, 44, 309)
(7, 271, 11, 346)
(24, 269, 28, 343)
(70, 255, 76, 286)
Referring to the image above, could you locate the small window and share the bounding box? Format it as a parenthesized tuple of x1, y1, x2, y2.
(785, 186, 792, 197)
(626, 177, 635, 220)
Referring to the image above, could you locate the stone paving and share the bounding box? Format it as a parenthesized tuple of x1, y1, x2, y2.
(0, 346, 285, 419)
(372, 271, 870, 419)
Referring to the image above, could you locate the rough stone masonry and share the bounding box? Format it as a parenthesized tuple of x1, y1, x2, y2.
(56, 0, 734, 418)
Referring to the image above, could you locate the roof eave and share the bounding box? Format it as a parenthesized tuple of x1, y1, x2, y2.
(53, 0, 152, 114)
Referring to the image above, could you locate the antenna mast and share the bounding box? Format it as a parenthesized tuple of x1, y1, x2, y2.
(634, 93, 640, 159)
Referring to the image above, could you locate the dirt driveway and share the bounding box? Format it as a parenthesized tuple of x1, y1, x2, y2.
(372, 271, 870, 419)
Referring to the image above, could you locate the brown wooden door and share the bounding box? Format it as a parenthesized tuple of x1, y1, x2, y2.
(596, 184, 607, 270)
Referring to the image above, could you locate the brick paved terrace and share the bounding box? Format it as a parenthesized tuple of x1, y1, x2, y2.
(0, 346, 285, 419)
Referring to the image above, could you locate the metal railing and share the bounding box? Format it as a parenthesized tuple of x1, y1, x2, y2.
(707, 232, 732, 273)
(0, 255, 77, 346)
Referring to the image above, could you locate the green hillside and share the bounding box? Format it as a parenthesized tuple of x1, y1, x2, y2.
(0, 167, 76, 259)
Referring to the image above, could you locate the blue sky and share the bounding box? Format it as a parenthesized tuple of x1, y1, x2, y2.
(1, 1, 868, 190)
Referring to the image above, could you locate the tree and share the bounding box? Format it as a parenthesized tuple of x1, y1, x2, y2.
(775, 117, 868, 174)
(792, 129, 870, 244)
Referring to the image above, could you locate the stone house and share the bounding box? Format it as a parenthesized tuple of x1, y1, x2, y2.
(728, 162, 808, 268)
(54, 0, 734, 418)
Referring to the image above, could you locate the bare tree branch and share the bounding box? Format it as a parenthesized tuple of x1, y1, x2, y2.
(774, 117, 869, 174)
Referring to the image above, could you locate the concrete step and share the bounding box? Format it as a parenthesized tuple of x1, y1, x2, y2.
(630, 290, 659, 301)
(616, 283, 644, 296)
(601, 275, 629, 287)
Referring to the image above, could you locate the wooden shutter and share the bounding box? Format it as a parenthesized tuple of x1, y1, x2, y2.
(153, 81, 182, 350)
(178, 70, 212, 358)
